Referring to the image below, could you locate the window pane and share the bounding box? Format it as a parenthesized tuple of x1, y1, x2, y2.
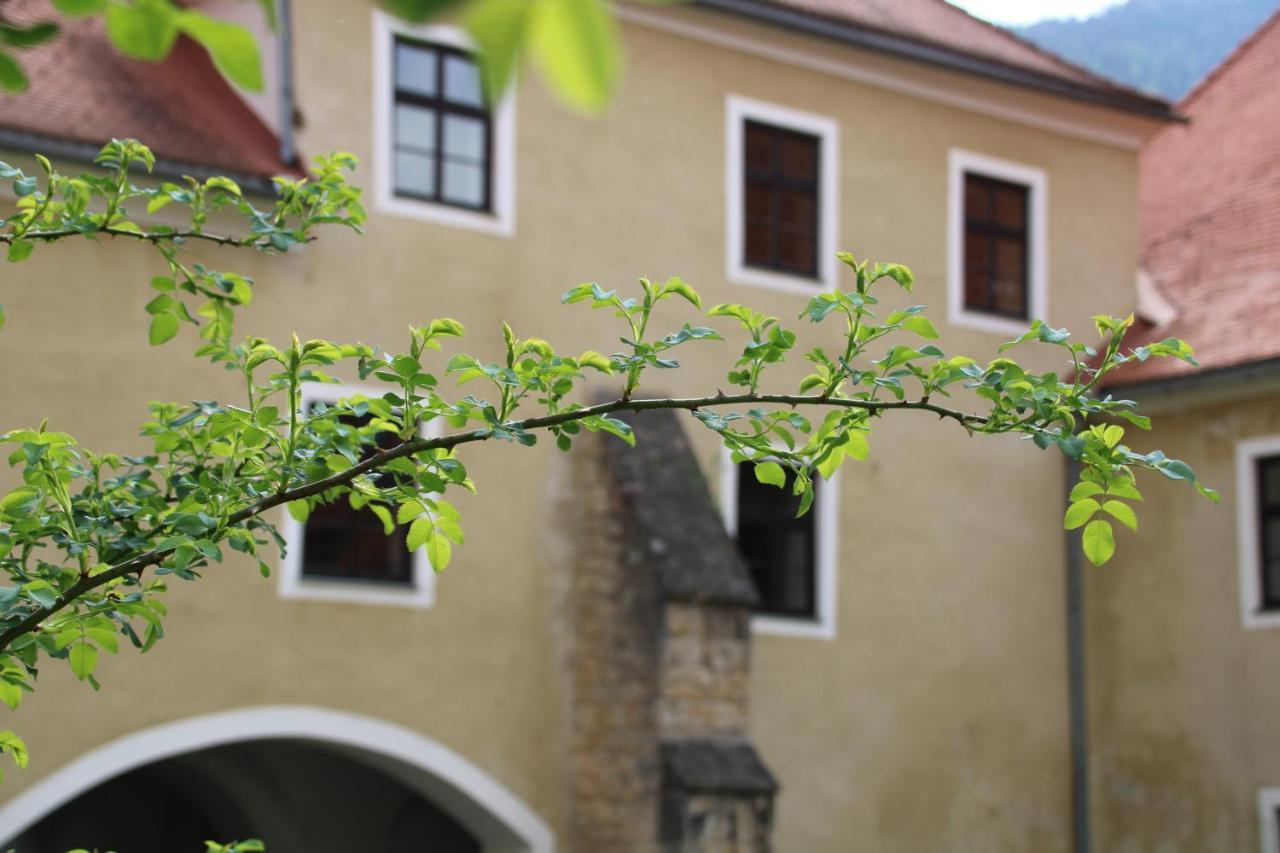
(778, 227, 815, 275)
(443, 54, 484, 106)
(964, 175, 989, 220)
(779, 134, 817, 182)
(778, 188, 815, 227)
(736, 463, 818, 618)
(442, 160, 485, 207)
(395, 150, 436, 197)
(395, 105, 437, 150)
(993, 184, 1028, 230)
(744, 123, 772, 173)
(395, 42, 437, 97)
(1261, 459, 1280, 506)
(745, 182, 771, 219)
(443, 114, 486, 162)
(993, 236, 1027, 316)
(744, 219, 770, 265)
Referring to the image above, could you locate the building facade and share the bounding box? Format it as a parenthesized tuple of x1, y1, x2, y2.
(0, 0, 1199, 850)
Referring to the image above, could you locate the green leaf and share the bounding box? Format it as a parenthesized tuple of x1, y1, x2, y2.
(106, 0, 179, 61)
(0, 50, 28, 92)
(1082, 519, 1115, 566)
(68, 641, 99, 680)
(286, 500, 310, 523)
(1101, 499, 1137, 532)
(148, 312, 180, 346)
(659, 276, 702, 308)
(529, 0, 620, 113)
(753, 461, 786, 488)
(379, 0, 464, 23)
(6, 240, 32, 263)
(1064, 498, 1100, 530)
(52, 0, 108, 13)
(255, 0, 278, 31)
(0, 303, 5, 332)
(13, 175, 36, 196)
(0, 680, 21, 710)
(465, 0, 529, 104)
(426, 527, 452, 571)
(900, 315, 938, 339)
(1069, 481, 1104, 502)
(176, 11, 263, 91)
(406, 516, 432, 551)
(0, 22, 59, 48)
(1102, 424, 1124, 448)
(369, 503, 395, 536)
(397, 500, 425, 524)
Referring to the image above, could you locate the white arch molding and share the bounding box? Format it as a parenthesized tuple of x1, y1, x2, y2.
(0, 705, 554, 852)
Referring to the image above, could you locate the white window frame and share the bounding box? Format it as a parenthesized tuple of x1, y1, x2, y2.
(371, 10, 516, 236)
(725, 95, 839, 295)
(719, 447, 839, 639)
(1236, 436, 1280, 630)
(947, 148, 1048, 336)
(1259, 788, 1280, 853)
(278, 382, 439, 608)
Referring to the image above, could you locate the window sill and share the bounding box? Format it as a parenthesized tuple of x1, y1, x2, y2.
(752, 613, 836, 640)
(374, 189, 514, 237)
(728, 262, 832, 296)
(947, 307, 1031, 337)
(1242, 608, 1280, 631)
(279, 574, 435, 609)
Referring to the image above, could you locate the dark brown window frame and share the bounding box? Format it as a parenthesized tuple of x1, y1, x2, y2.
(741, 119, 822, 280)
(1256, 455, 1280, 610)
(392, 36, 493, 213)
(962, 171, 1031, 320)
(734, 461, 820, 620)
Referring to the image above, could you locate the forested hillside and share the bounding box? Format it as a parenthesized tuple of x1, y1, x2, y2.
(1017, 0, 1277, 100)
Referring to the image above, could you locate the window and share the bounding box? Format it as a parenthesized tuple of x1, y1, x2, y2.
(372, 12, 516, 235)
(962, 173, 1029, 319)
(1236, 437, 1280, 629)
(742, 121, 821, 278)
(726, 96, 838, 294)
(720, 451, 839, 639)
(948, 149, 1047, 335)
(1258, 788, 1280, 853)
(392, 38, 491, 210)
(279, 383, 437, 608)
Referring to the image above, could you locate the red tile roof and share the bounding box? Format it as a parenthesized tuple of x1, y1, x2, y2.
(702, 0, 1174, 117)
(1105, 9, 1280, 389)
(0, 0, 295, 186)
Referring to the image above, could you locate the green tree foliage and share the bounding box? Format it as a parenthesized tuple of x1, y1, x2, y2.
(0, 141, 1219, 780)
(1018, 0, 1277, 101)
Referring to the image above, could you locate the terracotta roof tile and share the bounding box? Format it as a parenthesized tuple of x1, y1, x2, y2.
(1105, 9, 1280, 389)
(0, 0, 296, 186)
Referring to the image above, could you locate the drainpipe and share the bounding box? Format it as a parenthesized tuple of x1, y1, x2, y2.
(277, 0, 296, 167)
(1064, 456, 1090, 853)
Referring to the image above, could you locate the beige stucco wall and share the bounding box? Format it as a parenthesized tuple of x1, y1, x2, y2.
(1088, 388, 1280, 853)
(0, 2, 1152, 849)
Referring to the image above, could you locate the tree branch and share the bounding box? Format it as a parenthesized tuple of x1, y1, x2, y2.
(0, 391, 989, 653)
(0, 228, 309, 249)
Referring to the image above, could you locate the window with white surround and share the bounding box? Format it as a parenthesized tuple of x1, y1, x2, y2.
(372, 10, 515, 236)
(720, 449, 839, 639)
(1259, 788, 1280, 853)
(947, 149, 1047, 335)
(725, 95, 839, 295)
(279, 382, 438, 608)
(1235, 436, 1280, 629)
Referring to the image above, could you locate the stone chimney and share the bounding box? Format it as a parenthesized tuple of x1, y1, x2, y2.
(551, 408, 777, 852)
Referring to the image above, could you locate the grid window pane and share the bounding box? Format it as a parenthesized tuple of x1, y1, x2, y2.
(443, 54, 484, 106)
(1258, 457, 1280, 609)
(741, 120, 820, 278)
(395, 104, 437, 150)
(1264, 460, 1280, 506)
(443, 114, 486, 161)
(735, 462, 819, 619)
(301, 410, 413, 585)
(390, 38, 492, 212)
(395, 43, 437, 97)
(395, 151, 436, 197)
(442, 160, 485, 207)
(963, 173, 1030, 319)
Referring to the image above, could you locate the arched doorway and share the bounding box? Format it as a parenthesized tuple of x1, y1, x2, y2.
(0, 706, 553, 853)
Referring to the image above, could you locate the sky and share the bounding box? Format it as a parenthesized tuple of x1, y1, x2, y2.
(946, 0, 1127, 26)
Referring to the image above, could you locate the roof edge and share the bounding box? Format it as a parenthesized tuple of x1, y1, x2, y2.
(691, 0, 1180, 121)
(1102, 355, 1280, 401)
(0, 128, 286, 197)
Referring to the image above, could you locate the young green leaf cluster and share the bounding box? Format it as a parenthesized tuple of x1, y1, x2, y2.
(0, 145, 1217, 778)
